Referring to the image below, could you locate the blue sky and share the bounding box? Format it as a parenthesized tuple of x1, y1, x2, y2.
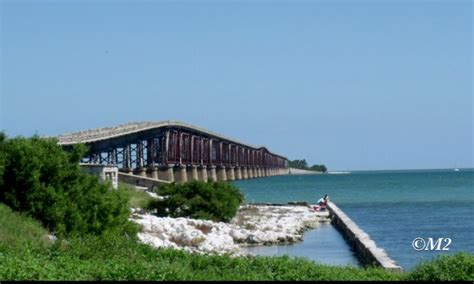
(1, 0, 472, 171)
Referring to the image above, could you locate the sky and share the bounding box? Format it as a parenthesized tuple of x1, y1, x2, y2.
(1, 0, 472, 171)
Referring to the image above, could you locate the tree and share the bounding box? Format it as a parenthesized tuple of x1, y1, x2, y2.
(147, 180, 244, 222)
(310, 164, 328, 173)
(289, 159, 309, 170)
(0, 134, 137, 237)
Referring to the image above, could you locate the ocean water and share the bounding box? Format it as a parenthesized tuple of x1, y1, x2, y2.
(233, 169, 474, 270)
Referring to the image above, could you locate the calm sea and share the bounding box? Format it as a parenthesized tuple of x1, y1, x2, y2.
(233, 169, 474, 270)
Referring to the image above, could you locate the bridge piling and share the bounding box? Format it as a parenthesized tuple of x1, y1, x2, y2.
(248, 167, 254, 179)
(208, 165, 217, 182)
(158, 165, 174, 182)
(242, 167, 248, 179)
(175, 165, 188, 183)
(148, 167, 159, 180)
(198, 165, 208, 182)
(235, 167, 242, 180)
(226, 166, 235, 181)
(217, 166, 227, 181)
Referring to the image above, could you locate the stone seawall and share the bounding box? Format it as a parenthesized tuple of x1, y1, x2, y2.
(289, 168, 321, 175)
(327, 202, 402, 271)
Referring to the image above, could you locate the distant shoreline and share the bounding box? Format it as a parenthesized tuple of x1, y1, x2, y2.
(288, 168, 323, 175)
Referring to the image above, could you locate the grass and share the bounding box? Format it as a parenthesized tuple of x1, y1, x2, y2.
(117, 183, 155, 209)
(0, 203, 53, 251)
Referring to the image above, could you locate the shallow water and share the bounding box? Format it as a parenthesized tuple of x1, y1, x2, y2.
(233, 169, 474, 270)
(242, 223, 360, 267)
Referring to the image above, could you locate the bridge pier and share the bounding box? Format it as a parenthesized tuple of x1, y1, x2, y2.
(247, 167, 253, 179)
(226, 166, 235, 181)
(198, 165, 208, 182)
(148, 166, 159, 180)
(217, 166, 227, 181)
(175, 165, 188, 183)
(242, 167, 248, 179)
(187, 165, 199, 181)
(235, 166, 242, 180)
(135, 167, 147, 177)
(158, 165, 174, 182)
(253, 167, 258, 178)
(208, 165, 217, 182)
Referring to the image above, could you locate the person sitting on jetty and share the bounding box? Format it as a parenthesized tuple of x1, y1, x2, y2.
(313, 194, 329, 211)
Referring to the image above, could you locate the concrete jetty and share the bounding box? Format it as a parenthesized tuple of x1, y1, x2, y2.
(327, 202, 403, 271)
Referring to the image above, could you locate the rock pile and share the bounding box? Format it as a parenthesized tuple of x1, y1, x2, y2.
(131, 204, 330, 255)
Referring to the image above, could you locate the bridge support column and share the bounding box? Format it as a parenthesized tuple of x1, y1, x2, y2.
(175, 165, 188, 183)
(217, 166, 227, 181)
(257, 167, 262, 178)
(208, 165, 217, 182)
(248, 167, 254, 179)
(242, 167, 248, 179)
(187, 165, 199, 181)
(226, 166, 235, 181)
(235, 167, 242, 180)
(147, 167, 159, 180)
(158, 165, 174, 182)
(253, 167, 258, 178)
(135, 167, 147, 177)
(264, 168, 268, 177)
(198, 165, 208, 182)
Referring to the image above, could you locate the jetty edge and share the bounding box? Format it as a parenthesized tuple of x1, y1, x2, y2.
(327, 201, 403, 272)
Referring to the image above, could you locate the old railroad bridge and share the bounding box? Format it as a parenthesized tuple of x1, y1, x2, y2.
(58, 121, 290, 184)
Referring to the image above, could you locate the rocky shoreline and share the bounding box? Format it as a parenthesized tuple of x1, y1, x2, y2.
(131, 204, 331, 256)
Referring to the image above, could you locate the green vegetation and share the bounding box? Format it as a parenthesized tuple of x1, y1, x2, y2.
(118, 183, 155, 209)
(147, 180, 244, 222)
(1, 208, 472, 281)
(289, 159, 327, 173)
(0, 203, 52, 251)
(0, 209, 402, 281)
(0, 134, 137, 237)
(407, 252, 474, 281)
(1, 132, 473, 281)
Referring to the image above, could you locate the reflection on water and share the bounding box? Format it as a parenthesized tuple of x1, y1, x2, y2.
(241, 223, 360, 267)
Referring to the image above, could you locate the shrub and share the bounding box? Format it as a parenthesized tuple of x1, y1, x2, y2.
(0, 134, 137, 237)
(407, 252, 474, 281)
(147, 180, 244, 222)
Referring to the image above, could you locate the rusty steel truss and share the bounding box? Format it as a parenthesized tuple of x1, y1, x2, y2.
(58, 121, 289, 171)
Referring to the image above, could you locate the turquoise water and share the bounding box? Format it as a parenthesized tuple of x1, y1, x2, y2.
(233, 169, 474, 270)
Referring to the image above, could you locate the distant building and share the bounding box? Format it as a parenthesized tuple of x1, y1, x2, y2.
(80, 163, 118, 189)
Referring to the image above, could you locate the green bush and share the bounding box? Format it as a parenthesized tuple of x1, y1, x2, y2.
(0, 134, 137, 237)
(407, 252, 474, 281)
(147, 180, 244, 222)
